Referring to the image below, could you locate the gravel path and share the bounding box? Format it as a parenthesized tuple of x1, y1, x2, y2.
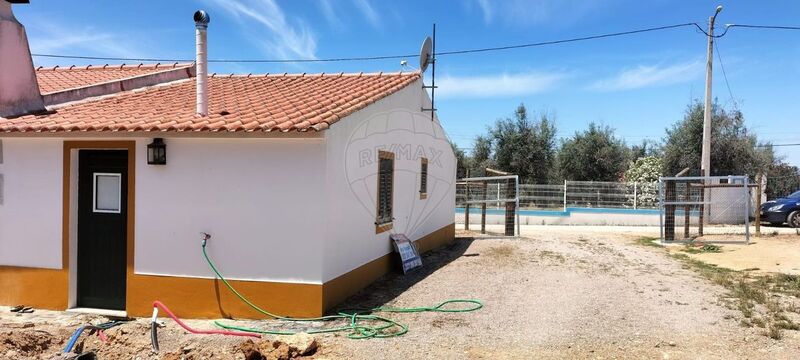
(2, 226, 798, 359)
(320, 227, 800, 359)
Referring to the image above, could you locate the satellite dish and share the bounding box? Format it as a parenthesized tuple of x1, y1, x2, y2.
(419, 36, 433, 73)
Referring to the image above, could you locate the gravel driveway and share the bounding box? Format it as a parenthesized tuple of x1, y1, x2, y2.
(320, 226, 800, 359)
(2, 226, 798, 359)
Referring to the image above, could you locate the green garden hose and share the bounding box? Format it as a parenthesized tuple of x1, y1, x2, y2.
(200, 234, 482, 339)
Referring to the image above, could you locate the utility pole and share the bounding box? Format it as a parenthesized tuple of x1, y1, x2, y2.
(699, 6, 723, 232)
(701, 5, 723, 178)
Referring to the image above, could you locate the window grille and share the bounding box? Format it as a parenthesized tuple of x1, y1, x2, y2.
(376, 151, 394, 230)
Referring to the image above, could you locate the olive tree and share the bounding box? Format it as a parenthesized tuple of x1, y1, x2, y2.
(558, 123, 628, 181)
(663, 101, 772, 177)
(487, 104, 558, 183)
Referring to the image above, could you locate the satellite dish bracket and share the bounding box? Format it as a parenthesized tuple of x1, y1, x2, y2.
(420, 24, 437, 121)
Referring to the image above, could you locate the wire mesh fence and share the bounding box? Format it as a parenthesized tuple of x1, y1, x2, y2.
(456, 175, 519, 236)
(659, 176, 752, 244)
(457, 180, 659, 211)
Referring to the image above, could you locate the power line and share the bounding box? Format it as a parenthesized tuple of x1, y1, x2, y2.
(758, 143, 800, 148)
(703, 23, 800, 38)
(30, 22, 703, 63)
(437, 23, 700, 56)
(714, 41, 736, 108)
(728, 24, 800, 31)
(27, 22, 800, 64)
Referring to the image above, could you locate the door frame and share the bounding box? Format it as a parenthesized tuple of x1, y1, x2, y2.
(63, 141, 135, 312)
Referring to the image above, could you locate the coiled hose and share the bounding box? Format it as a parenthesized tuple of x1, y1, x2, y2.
(201, 234, 483, 339)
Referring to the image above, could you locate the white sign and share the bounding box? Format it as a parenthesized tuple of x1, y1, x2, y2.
(391, 234, 422, 273)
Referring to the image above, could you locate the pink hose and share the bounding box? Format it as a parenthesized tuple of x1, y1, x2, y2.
(152, 301, 260, 338)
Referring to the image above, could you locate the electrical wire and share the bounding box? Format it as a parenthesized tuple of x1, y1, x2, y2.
(151, 300, 260, 338)
(439, 23, 701, 55)
(30, 22, 703, 64)
(63, 322, 121, 354)
(150, 300, 260, 352)
(757, 143, 800, 147)
(727, 24, 800, 31)
(699, 23, 800, 38)
(27, 21, 800, 64)
(714, 41, 736, 108)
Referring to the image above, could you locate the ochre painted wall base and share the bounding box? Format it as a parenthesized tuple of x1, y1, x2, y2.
(126, 274, 323, 319)
(0, 267, 67, 309)
(0, 222, 455, 319)
(322, 222, 455, 312)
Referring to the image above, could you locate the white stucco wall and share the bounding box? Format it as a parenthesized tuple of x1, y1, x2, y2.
(133, 137, 326, 283)
(0, 136, 327, 283)
(0, 138, 63, 269)
(321, 79, 457, 282)
(0, 79, 454, 286)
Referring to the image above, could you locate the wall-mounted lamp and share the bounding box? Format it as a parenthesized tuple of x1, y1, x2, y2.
(147, 138, 167, 165)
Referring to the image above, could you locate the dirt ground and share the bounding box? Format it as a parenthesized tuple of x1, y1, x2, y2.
(2, 225, 799, 359)
(684, 234, 800, 275)
(0, 310, 319, 359)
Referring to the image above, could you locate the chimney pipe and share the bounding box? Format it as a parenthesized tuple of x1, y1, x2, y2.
(194, 10, 210, 117)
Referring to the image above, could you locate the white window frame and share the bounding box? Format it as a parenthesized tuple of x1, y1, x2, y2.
(93, 172, 122, 214)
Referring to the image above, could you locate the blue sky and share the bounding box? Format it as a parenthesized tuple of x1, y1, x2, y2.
(14, 0, 800, 166)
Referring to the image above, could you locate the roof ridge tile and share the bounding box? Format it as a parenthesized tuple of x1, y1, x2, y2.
(7, 70, 422, 134)
(35, 63, 193, 72)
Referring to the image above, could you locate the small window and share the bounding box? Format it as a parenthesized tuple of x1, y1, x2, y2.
(94, 173, 122, 213)
(419, 158, 428, 199)
(376, 151, 394, 233)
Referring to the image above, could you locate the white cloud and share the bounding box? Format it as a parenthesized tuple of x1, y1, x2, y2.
(589, 60, 703, 91)
(206, 0, 317, 60)
(352, 0, 381, 28)
(475, 0, 493, 23)
(436, 71, 567, 98)
(318, 0, 381, 30)
(470, 0, 602, 27)
(319, 0, 340, 27)
(25, 19, 145, 60)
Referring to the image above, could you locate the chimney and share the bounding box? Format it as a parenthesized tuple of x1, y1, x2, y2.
(0, 0, 45, 117)
(194, 10, 210, 117)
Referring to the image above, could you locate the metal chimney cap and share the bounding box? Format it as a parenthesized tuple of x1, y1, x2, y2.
(194, 10, 210, 27)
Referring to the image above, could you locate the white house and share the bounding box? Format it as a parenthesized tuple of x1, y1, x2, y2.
(0, 2, 456, 318)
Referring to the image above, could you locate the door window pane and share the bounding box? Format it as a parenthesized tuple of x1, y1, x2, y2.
(94, 173, 121, 213)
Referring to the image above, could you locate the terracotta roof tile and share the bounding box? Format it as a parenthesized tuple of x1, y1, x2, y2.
(3, 71, 421, 133)
(35, 63, 193, 94)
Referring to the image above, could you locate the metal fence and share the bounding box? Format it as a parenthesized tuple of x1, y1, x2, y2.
(456, 175, 520, 236)
(458, 180, 658, 211)
(658, 176, 752, 244)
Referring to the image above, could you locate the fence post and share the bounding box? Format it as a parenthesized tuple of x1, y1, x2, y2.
(563, 180, 568, 212)
(464, 182, 470, 230)
(496, 183, 501, 209)
(744, 176, 751, 244)
(755, 172, 762, 237)
(481, 181, 487, 234)
(633, 182, 638, 209)
(516, 176, 521, 237)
